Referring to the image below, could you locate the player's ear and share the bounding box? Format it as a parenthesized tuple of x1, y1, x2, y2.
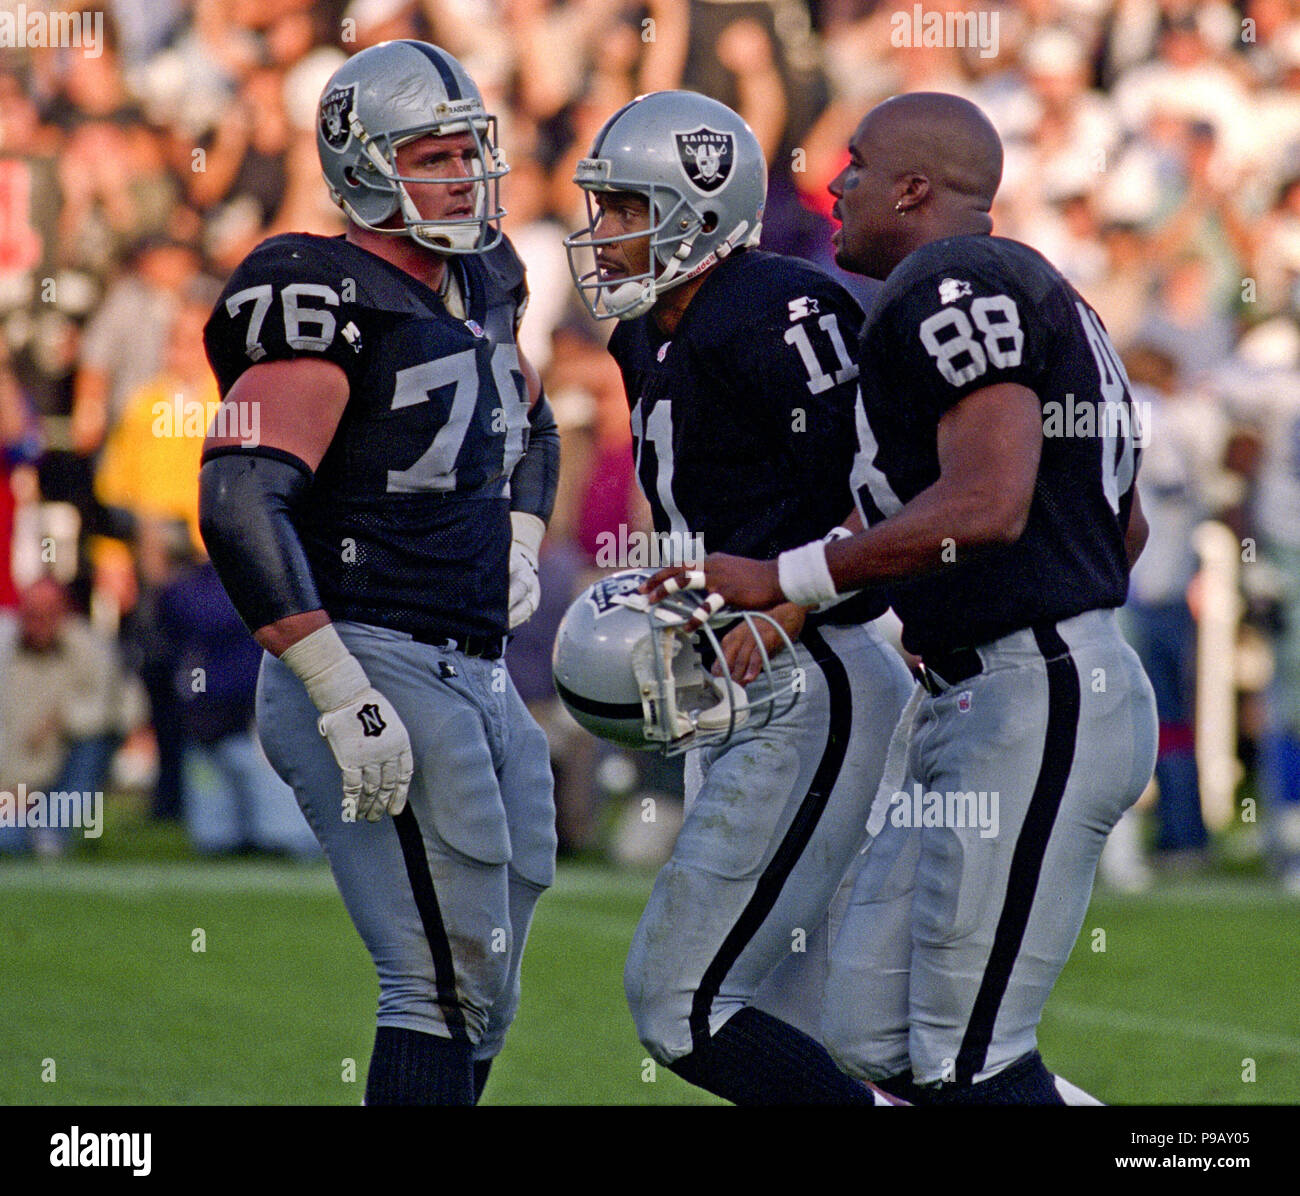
(896, 173, 929, 212)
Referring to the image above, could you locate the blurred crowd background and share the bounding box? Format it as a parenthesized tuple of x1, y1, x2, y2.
(2, 0, 1300, 891)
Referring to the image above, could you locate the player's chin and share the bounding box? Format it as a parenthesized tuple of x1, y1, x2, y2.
(831, 240, 864, 274)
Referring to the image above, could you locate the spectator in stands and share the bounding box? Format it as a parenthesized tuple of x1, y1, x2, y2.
(1122, 345, 1225, 865)
(0, 578, 128, 856)
(94, 278, 222, 823)
(157, 555, 318, 858)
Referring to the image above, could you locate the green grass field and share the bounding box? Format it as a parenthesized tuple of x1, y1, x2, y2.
(2, 839, 1297, 1105)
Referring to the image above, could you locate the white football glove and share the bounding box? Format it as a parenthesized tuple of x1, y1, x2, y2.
(508, 511, 545, 629)
(280, 624, 414, 822)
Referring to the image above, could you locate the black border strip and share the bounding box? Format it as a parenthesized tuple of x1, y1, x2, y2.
(687, 626, 852, 1053)
(954, 621, 1080, 1085)
(392, 806, 469, 1042)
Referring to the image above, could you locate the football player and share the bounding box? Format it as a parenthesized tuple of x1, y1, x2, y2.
(199, 41, 559, 1106)
(644, 92, 1158, 1103)
(565, 91, 914, 1104)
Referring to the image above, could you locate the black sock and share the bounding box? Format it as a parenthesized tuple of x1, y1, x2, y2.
(927, 1050, 1066, 1105)
(876, 1068, 930, 1104)
(666, 1007, 875, 1105)
(473, 1059, 492, 1104)
(364, 1026, 475, 1106)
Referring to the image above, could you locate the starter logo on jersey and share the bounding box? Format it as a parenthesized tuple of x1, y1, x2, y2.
(319, 84, 356, 151)
(675, 127, 734, 193)
(788, 296, 820, 321)
(938, 278, 973, 305)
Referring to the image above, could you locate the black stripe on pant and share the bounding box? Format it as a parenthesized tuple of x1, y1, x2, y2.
(393, 806, 470, 1043)
(954, 622, 1081, 1085)
(686, 626, 852, 1054)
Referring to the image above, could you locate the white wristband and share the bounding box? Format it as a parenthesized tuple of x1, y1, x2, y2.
(778, 540, 838, 607)
(278, 623, 371, 714)
(510, 510, 545, 557)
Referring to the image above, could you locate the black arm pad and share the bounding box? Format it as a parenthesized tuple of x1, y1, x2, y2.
(198, 447, 324, 634)
(509, 388, 560, 522)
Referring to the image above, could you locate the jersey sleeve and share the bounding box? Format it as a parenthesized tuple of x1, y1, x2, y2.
(483, 235, 530, 333)
(873, 255, 1046, 423)
(721, 273, 865, 524)
(203, 238, 373, 397)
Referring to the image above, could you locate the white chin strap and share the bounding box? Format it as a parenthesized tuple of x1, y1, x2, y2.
(604, 235, 696, 320)
(603, 217, 756, 321)
(605, 278, 658, 320)
(397, 183, 485, 253)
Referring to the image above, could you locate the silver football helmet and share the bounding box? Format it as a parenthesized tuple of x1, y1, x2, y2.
(552, 570, 798, 755)
(565, 91, 767, 320)
(316, 40, 508, 254)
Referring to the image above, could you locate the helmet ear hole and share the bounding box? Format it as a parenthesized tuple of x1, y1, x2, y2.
(701, 211, 719, 233)
(344, 167, 361, 186)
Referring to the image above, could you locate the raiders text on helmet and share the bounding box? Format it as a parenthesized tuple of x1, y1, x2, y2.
(551, 570, 798, 754)
(565, 92, 767, 319)
(316, 40, 508, 254)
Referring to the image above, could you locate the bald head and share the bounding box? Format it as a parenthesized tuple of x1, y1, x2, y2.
(829, 92, 1004, 279)
(863, 92, 1003, 210)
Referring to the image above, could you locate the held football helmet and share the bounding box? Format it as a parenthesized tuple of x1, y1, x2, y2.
(552, 570, 799, 755)
(316, 40, 508, 254)
(565, 91, 767, 320)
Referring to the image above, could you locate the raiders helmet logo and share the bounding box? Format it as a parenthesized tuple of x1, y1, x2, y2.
(320, 84, 356, 151)
(675, 127, 735, 193)
(585, 572, 651, 618)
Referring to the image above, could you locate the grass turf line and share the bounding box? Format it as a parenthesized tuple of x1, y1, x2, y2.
(0, 861, 1293, 1104)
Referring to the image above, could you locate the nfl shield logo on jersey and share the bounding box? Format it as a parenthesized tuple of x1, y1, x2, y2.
(320, 84, 356, 151)
(675, 127, 735, 193)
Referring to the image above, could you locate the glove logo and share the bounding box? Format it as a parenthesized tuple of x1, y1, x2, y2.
(356, 703, 387, 737)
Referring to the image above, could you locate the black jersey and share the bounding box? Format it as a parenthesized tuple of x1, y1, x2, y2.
(203, 232, 531, 641)
(608, 249, 887, 625)
(851, 235, 1141, 658)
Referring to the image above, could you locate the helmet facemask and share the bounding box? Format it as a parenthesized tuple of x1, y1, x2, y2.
(335, 106, 508, 255)
(615, 588, 800, 755)
(565, 160, 724, 320)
